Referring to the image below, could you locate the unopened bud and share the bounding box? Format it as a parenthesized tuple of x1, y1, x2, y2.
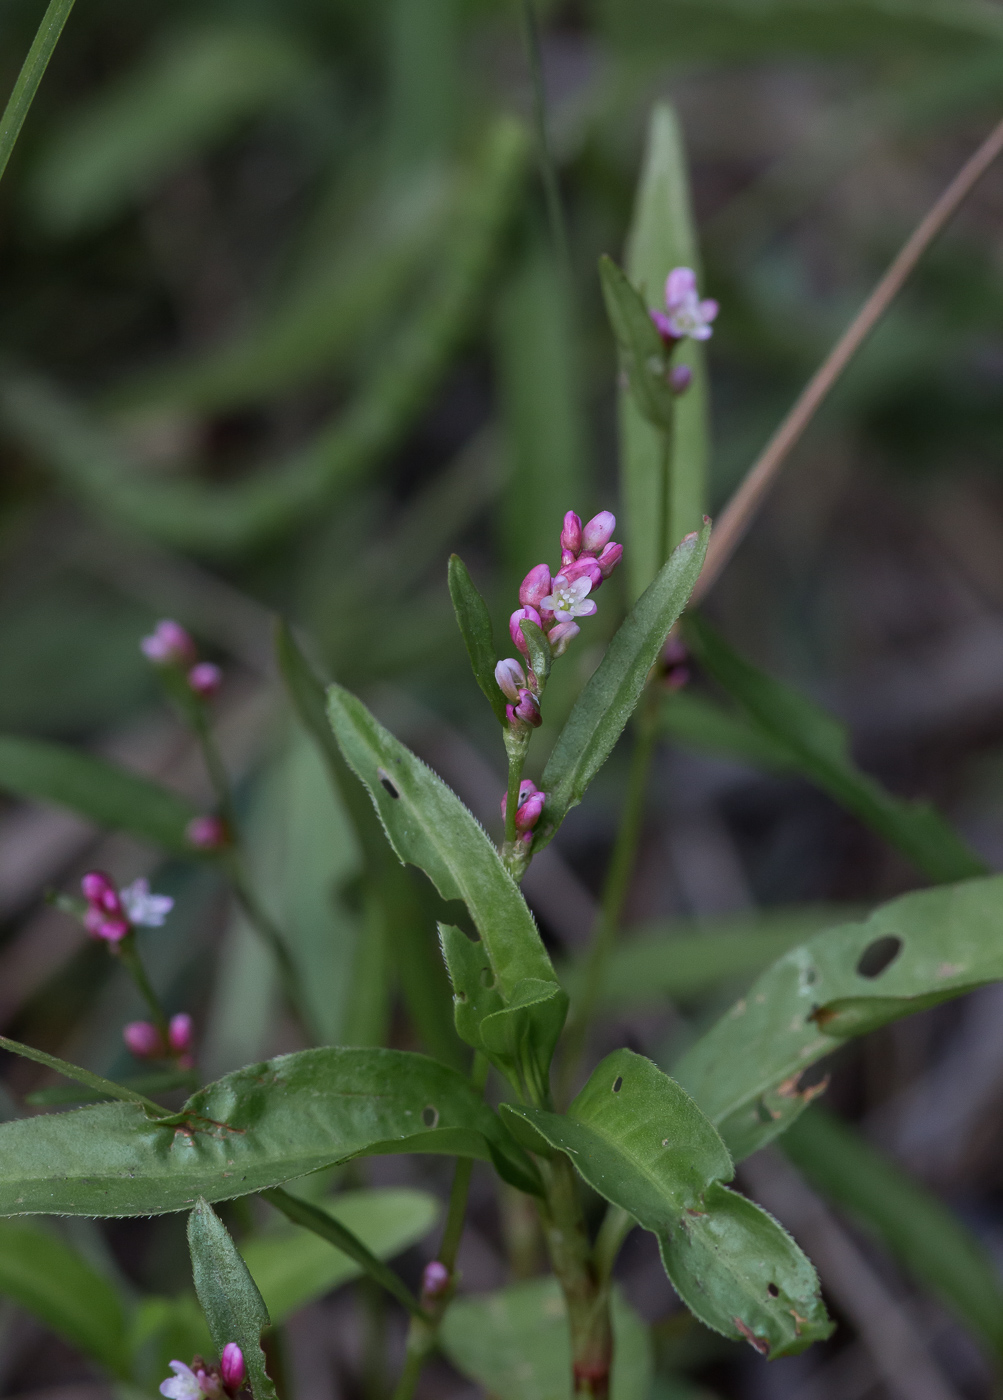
(560, 511, 582, 556)
(495, 658, 526, 702)
(420, 1260, 449, 1300)
(662, 637, 687, 669)
(81, 870, 115, 904)
(86, 909, 130, 941)
(547, 621, 580, 657)
(186, 815, 229, 851)
(220, 1343, 246, 1393)
(562, 557, 602, 590)
(501, 779, 541, 819)
(518, 564, 552, 611)
(665, 665, 690, 691)
(509, 607, 541, 657)
(596, 542, 623, 579)
(507, 688, 542, 729)
(187, 662, 222, 698)
(668, 364, 692, 395)
(515, 790, 545, 832)
(140, 620, 197, 668)
(168, 1013, 194, 1057)
(581, 511, 616, 555)
(124, 1021, 164, 1059)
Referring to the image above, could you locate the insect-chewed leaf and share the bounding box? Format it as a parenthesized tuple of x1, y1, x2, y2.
(674, 874, 1003, 1161)
(0, 1047, 539, 1217)
(188, 1199, 276, 1400)
(503, 1050, 831, 1359)
(0, 734, 198, 855)
(537, 521, 709, 847)
(447, 555, 507, 722)
(441, 1278, 651, 1400)
(599, 256, 676, 432)
(683, 614, 985, 884)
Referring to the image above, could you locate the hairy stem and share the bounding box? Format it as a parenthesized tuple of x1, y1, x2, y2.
(694, 113, 1003, 605)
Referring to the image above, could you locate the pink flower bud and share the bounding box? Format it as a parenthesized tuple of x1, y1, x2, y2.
(662, 637, 687, 668)
(509, 607, 541, 657)
(422, 1260, 450, 1299)
(495, 658, 525, 701)
(220, 1344, 246, 1393)
(515, 790, 545, 832)
(561, 549, 576, 568)
(560, 511, 582, 556)
(186, 815, 229, 851)
(82, 870, 115, 903)
(596, 542, 623, 579)
(168, 1013, 194, 1056)
(665, 665, 690, 691)
(85, 906, 130, 941)
(547, 621, 580, 657)
(506, 689, 542, 729)
(187, 662, 222, 698)
(124, 1021, 163, 1059)
(140, 620, 197, 667)
(501, 779, 541, 818)
(519, 564, 552, 610)
(668, 364, 692, 394)
(581, 511, 616, 555)
(562, 556, 602, 589)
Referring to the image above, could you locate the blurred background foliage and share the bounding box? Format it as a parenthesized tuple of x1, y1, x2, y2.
(2, 0, 1003, 1396)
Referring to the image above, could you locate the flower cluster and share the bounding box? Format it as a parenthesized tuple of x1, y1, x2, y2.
(141, 620, 222, 699)
(160, 1346, 246, 1400)
(650, 267, 718, 349)
(500, 778, 546, 845)
(124, 1012, 195, 1068)
(81, 872, 174, 943)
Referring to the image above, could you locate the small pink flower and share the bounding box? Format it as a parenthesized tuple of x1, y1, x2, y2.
(654, 267, 718, 343)
(509, 607, 542, 657)
(422, 1261, 450, 1299)
(518, 564, 552, 611)
(596, 542, 623, 579)
(540, 575, 597, 624)
(186, 815, 229, 850)
(548, 621, 580, 656)
(220, 1344, 246, 1394)
(560, 511, 582, 556)
(188, 662, 222, 698)
(581, 511, 616, 555)
(124, 1021, 164, 1059)
(141, 620, 197, 668)
(495, 658, 526, 701)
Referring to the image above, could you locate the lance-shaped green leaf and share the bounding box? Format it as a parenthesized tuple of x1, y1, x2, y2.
(0, 735, 199, 855)
(188, 1199, 276, 1400)
(441, 1278, 652, 1400)
(683, 614, 985, 884)
(0, 1046, 539, 1216)
(0, 1220, 128, 1374)
(537, 521, 709, 847)
(327, 686, 565, 1095)
(782, 1108, 1003, 1358)
(674, 874, 1003, 1161)
(600, 255, 677, 433)
(0, 0, 78, 189)
(447, 555, 506, 722)
(621, 102, 711, 603)
(503, 1051, 831, 1358)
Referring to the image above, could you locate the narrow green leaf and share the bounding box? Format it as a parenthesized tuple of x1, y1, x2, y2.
(0, 1046, 540, 1216)
(537, 520, 709, 846)
(0, 734, 199, 855)
(504, 1051, 831, 1358)
(441, 1278, 652, 1400)
(242, 1188, 439, 1325)
(260, 1187, 425, 1318)
(684, 615, 986, 883)
(622, 103, 711, 601)
(0, 0, 78, 188)
(782, 1108, 1003, 1358)
(674, 873, 1003, 1160)
(600, 255, 676, 432)
(188, 1198, 276, 1400)
(0, 1034, 166, 1116)
(0, 1220, 127, 1373)
(447, 555, 506, 722)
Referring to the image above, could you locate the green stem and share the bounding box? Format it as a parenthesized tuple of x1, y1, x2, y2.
(0, 0, 78, 188)
(517, 0, 570, 275)
(594, 1205, 634, 1286)
(115, 935, 170, 1043)
(558, 697, 658, 1101)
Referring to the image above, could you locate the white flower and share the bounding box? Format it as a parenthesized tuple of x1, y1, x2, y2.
(661, 266, 718, 342)
(540, 575, 598, 624)
(160, 1361, 205, 1400)
(120, 878, 174, 928)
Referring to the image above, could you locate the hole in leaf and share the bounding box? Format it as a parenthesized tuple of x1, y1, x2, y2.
(612, 1076, 623, 1093)
(422, 1105, 439, 1128)
(856, 934, 902, 979)
(456, 991, 467, 1002)
(377, 768, 399, 799)
(805, 968, 817, 985)
(767, 1283, 779, 1298)
(480, 967, 494, 988)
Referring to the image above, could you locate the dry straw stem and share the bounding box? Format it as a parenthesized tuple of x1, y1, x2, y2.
(694, 114, 1003, 605)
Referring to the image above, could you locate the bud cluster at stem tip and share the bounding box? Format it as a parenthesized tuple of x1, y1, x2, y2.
(160, 1345, 246, 1400)
(80, 871, 174, 943)
(124, 1012, 195, 1068)
(141, 620, 223, 700)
